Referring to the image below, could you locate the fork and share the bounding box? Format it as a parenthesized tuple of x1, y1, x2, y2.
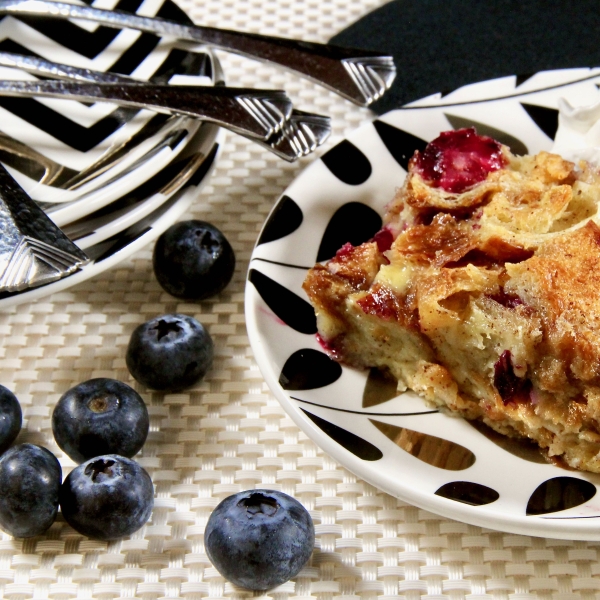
(0, 162, 89, 293)
(259, 110, 331, 161)
(0, 52, 330, 160)
(0, 79, 292, 141)
(0, 0, 396, 106)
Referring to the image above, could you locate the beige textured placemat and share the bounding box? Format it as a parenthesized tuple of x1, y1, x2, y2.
(1, 0, 600, 598)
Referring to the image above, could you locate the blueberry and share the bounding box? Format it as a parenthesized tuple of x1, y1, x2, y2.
(52, 378, 149, 464)
(153, 220, 235, 300)
(0, 444, 61, 537)
(205, 489, 314, 590)
(0, 385, 21, 455)
(59, 454, 153, 540)
(126, 313, 214, 391)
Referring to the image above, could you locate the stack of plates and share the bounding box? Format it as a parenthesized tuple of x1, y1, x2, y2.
(0, 0, 222, 308)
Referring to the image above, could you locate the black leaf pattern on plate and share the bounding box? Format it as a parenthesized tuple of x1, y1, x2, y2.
(444, 114, 528, 155)
(279, 349, 342, 390)
(370, 419, 475, 470)
(373, 120, 427, 171)
(302, 409, 383, 461)
(526, 477, 597, 516)
(316, 202, 382, 262)
(321, 140, 372, 185)
(435, 481, 500, 506)
(515, 73, 535, 87)
(468, 420, 546, 464)
(363, 368, 399, 408)
(520, 103, 559, 141)
(257, 195, 303, 245)
(248, 269, 317, 334)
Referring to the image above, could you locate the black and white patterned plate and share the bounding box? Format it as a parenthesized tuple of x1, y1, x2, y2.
(246, 68, 600, 541)
(0, 130, 222, 308)
(0, 0, 216, 205)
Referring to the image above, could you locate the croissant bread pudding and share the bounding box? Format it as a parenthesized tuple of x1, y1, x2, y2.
(303, 127, 600, 473)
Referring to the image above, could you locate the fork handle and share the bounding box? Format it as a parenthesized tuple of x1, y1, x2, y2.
(0, 80, 292, 142)
(0, 0, 396, 106)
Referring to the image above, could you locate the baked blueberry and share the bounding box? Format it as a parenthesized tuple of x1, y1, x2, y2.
(126, 313, 214, 391)
(205, 489, 314, 590)
(59, 454, 153, 541)
(0, 385, 21, 455)
(52, 378, 149, 464)
(153, 220, 235, 300)
(0, 444, 61, 537)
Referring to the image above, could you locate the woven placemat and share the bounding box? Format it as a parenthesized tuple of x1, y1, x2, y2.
(0, 0, 600, 598)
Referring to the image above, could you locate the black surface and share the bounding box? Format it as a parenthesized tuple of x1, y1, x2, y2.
(331, 0, 600, 114)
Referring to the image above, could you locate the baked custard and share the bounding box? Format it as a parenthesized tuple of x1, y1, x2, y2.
(303, 127, 600, 473)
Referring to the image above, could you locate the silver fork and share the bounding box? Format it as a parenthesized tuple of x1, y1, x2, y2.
(0, 162, 89, 293)
(0, 79, 292, 141)
(0, 52, 330, 160)
(259, 110, 331, 161)
(0, 0, 396, 106)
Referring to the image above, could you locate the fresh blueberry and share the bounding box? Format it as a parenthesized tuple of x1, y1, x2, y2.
(205, 489, 314, 590)
(153, 220, 235, 300)
(126, 313, 214, 391)
(0, 385, 21, 455)
(52, 378, 149, 464)
(59, 454, 153, 541)
(0, 443, 61, 537)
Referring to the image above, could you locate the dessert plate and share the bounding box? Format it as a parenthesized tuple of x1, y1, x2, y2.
(0, 131, 222, 308)
(63, 120, 218, 248)
(0, 0, 216, 205)
(47, 117, 209, 227)
(246, 68, 600, 541)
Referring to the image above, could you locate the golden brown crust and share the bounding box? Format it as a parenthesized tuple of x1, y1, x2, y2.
(303, 145, 600, 473)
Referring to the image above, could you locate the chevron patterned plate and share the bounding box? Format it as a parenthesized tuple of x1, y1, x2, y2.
(0, 0, 217, 206)
(247, 68, 600, 541)
(0, 0, 223, 307)
(0, 127, 222, 308)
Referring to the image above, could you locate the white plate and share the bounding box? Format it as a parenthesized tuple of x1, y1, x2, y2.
(65, 121, 219, 248)
(246, 68, 600, 541)
(47, 118, 210, 227)
(0, 132, 222, 309)
(0, 0, 216, 206)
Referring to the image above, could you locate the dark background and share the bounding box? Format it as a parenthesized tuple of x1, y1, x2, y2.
(331, 0, 600, 114)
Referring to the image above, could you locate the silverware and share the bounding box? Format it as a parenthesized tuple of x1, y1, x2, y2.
(0, 0, 396, 106)
(259, 110, 331, 160)
(0, 162, 88, 293)
(0, 51, 133, 83)
(0, 52, 330, 161)
(0, 79, 292, 143)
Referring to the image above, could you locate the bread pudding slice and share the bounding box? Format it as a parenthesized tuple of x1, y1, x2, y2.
(303, 127, 600, 473)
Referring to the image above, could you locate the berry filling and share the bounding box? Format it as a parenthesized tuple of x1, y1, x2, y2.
(316, 333, 340, 360)
(493, 350, 531, 405)
(413, 127, 507, 193)
(372, 228, 394, 252)
(488, 288, 524, 309)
